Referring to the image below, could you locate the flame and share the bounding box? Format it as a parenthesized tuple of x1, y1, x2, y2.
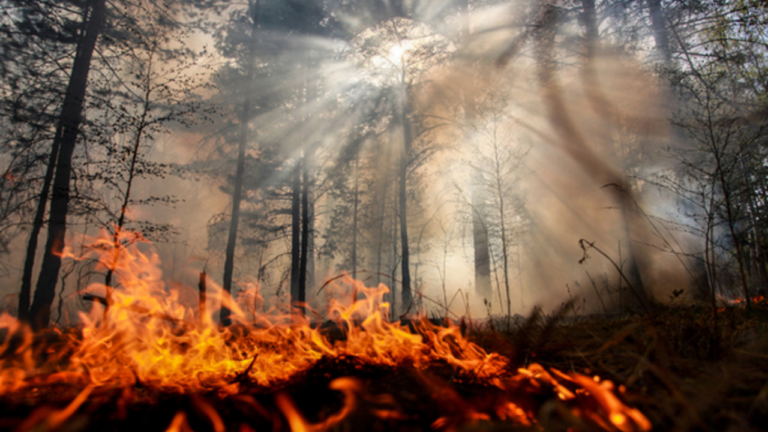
(0, 229, 651, 431)
(731, 295, 765, 305)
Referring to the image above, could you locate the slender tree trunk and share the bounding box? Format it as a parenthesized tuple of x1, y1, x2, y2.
(705, 203, 720, 354)
(29, 0, 108, 330)
(198, 270, 207, 323)
(103, 51, 155, 319)
(351, 160, 359, 280)
(298, 151, 311, 315)
(715, 154, 751, 306)
(222, 0, 260, 325)
(647, 0, 672, 64)
(517, 242, 525, 309)
(581, 0, 598, 45)
(471, 174, 493, 300)
(18, 129, 61, 322)
(290, 156, 302, 305)
(18, 0, 93, 323)
(391, 189, 399, 320)
(492, 127, 512, 321)
(741, 159, 766, 294)
(220, 118, 248, 326)
(375, 177, 389, 287)
(460, 1, 493, 303)
(307, 175, 315, 301)
(398, 90, 412, 314)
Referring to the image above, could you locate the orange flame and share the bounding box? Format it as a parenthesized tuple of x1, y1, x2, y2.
(1, 229, 651, 431)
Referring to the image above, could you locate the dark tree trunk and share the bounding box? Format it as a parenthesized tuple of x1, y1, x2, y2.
(18, 128, 61, 322)
(18, 0, 92, 323)
(581, 0, 598, 48)
(298, 151, 312, 315)
(471, 188, 493, 300)
(306, 176, 315, 301)
(351, 160, 359, 280)
(290, 157, 302, 305)
(103, 53, 155, 320)
(459, 3, 492, 302)
(391, 189, 398, 320)
(220, 119, 248, 326)
(29, 0, 108, 330)
(375, 177, 390, 287)
(198, 271, 207, 322)
(647, 0, 671, 64)
(221, 0, 260, 326)
(398, 92, 412, 314)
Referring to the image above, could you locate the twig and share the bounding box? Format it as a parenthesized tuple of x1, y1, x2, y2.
(578, 239, 651, 314)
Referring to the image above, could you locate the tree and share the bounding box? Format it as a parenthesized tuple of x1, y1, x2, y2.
(28, 0, 107, 330)
(349, 16, 451, 314)
(90, 0, 209, 317)
(220, 0, 260, 326)
(1, 0, 94, 321)
(461, 71, 530, 319)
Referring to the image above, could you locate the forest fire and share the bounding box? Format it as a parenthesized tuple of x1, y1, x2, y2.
(0, 230, 650, 431)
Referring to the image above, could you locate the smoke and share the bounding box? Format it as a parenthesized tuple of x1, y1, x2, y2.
(0, 0, 700, 323)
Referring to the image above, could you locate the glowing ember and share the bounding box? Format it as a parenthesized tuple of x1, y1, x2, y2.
(0, 230, 650, 431)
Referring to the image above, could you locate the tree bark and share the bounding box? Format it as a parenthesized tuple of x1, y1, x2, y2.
(221, 0, 260, 326)
(198, 270, 207, 322)
(18, 126, 61, 322)
(29, 0, 108, 330)
(351, 160, 359, 280)
(471, 179, 492, 300)
(491, 123, 512, 321)
(647, 0, 672, 64)
(398, 89, 412, 315)
(298, 150, 312, 315)
(391, 187, 399, 320)
(103, 48, 155, 319)
(18, 0, 94, 323)
(375, 176, 390, 288)
(290, 156, 302, 306)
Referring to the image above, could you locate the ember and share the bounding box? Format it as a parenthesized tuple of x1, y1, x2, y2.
(0, 230, 650, 431)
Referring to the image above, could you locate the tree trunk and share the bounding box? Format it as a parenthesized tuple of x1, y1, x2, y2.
(298, 150, 312, 315)
(198, 270, 207, 323)
(471, 175, 493, 300)
(352, 160, 359, 280)
(29, 0, 108, 330)
(18, 127, 61, 322)
(391, 188, 399, 320)
(375, 176, 389, 287)
(103, 51, 155, 320)
(460, 3, 493, 303)
(290, 156, 302, 306)
(647, 0, 672, 64)
(492, 128, 512, 321)
(307, 174, 315, 301)
(741, 159, 766, 295)
(221, 0, 260, 326)
(18, 0, 93, 323)
(714, 149, 751, 307)
(398, 90, 412, 315)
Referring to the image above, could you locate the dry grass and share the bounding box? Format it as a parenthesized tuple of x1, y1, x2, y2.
(471, 300, 768, 431)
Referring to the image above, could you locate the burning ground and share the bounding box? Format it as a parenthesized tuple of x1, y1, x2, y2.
(0, 230, 655, 432)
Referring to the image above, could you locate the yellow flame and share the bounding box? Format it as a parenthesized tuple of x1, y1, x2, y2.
(0, 229, 651, 431)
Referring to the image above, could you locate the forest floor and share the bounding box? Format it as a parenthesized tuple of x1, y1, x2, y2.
(471, 299, 768, 431)
(1, 302, 767, 432)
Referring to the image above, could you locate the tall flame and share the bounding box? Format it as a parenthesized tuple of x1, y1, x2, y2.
(0, 229, 650, 431)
